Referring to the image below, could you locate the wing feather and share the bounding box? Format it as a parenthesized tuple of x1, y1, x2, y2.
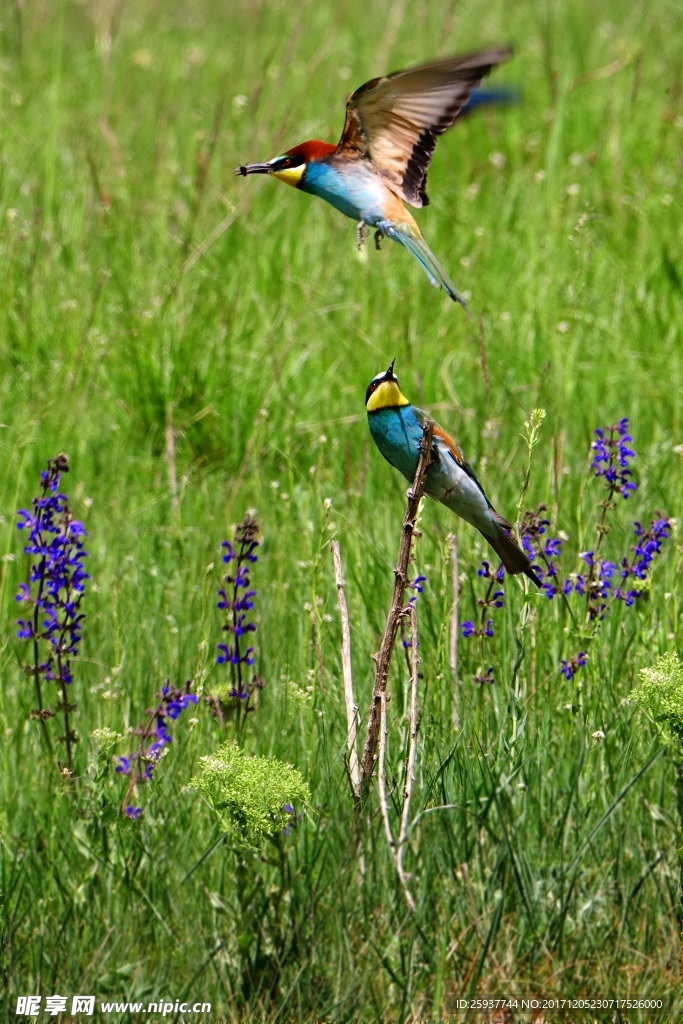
(412, 409, 489, 500)
(337, 48, 512, 207)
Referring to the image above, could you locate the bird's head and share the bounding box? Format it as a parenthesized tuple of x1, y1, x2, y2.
(235, 140, 336, 188)
(365, 360, 410, 412)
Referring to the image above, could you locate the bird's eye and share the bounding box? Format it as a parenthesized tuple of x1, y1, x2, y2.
(365, 380, 380, 404)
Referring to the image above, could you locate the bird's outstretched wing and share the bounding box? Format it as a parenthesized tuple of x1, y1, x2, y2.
(337, 48, 512, 208)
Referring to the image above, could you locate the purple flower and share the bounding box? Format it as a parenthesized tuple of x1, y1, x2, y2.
(407, 573, 427, 607)
(519, 505, 561, 586)
(233, 614, 256, 637)
(460, 620, 475, 638)
(614, 516, 670, 601)
(15, 455, 88, 768)
(116, 680, 197, 817)
(477, 561, 505, 582)
(560, 652, 588, 681)
(15, 456, 89, 673)
(590, 419, 637, 499)
(213, 515, 263, 714)
(281, 803, 297, 836)
(166, 693, 199, 719)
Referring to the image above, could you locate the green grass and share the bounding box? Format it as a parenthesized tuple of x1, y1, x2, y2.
(1, 0, 682, 1019)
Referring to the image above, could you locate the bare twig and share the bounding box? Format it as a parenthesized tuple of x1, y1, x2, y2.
(331, 541, 360, 801)
(377, 604, 421, 913)
(396, 603, 421, 908)
(377, 692, 396, 861)
(360, 419, 435, 795)
(569, 49, 642, 91)
(164, 408, 178, 517)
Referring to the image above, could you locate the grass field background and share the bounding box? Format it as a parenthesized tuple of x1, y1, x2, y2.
(1, 0, 682, 1018)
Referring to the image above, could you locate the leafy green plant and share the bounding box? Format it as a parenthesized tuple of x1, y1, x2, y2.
(191, 741, 309, 847)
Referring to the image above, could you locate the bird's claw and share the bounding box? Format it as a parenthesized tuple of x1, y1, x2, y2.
(374, 229, 383, 251)
(356, 221, 368, 250)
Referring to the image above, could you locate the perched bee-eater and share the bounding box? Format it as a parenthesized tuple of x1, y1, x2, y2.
(236, 48, 512, 307)
(366, 362, 541, 586)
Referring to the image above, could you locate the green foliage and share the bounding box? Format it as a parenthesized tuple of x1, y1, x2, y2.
(191, 742, 309, 846)
(633, 654, 683, 748)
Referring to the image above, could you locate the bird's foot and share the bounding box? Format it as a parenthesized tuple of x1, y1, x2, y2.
(374, 229, 383, 251)
(356, 221, 368, 250)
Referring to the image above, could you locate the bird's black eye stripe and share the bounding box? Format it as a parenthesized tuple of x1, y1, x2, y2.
(365, 379, 381, 404)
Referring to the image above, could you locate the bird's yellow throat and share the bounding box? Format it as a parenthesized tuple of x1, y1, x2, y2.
(272, 164, 305, 188)
(366, 380, 410, 412)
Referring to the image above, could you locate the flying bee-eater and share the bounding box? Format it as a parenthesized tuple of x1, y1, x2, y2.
(236, 48, 512, 307)
(366, 361, 541, 586)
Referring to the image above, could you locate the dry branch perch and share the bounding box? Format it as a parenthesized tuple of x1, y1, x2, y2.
(377, 593, 421, 912)
(331, 540, 361, 801)
(359, 418, 435, 796)
(396, 602, 421, 910)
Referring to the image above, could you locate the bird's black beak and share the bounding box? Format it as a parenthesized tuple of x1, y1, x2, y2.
(234, 162, 273, 177)
(385, 358, 397, 379)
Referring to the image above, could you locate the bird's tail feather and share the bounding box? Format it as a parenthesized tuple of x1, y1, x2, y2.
(483, 514, 542, 588)
(460, 86, 520, 117)
(385, 224, 467, 308)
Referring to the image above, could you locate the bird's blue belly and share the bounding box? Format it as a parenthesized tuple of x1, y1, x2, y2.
(301, 162, 386, 223)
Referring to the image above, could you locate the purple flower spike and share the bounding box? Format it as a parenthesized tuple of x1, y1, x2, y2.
(614, 515, 671, 604)
(591, 419, 638, 500)
(15, 455, 88, 768)
(212, 515, 264, 716)
(116, 680, 197, 817)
